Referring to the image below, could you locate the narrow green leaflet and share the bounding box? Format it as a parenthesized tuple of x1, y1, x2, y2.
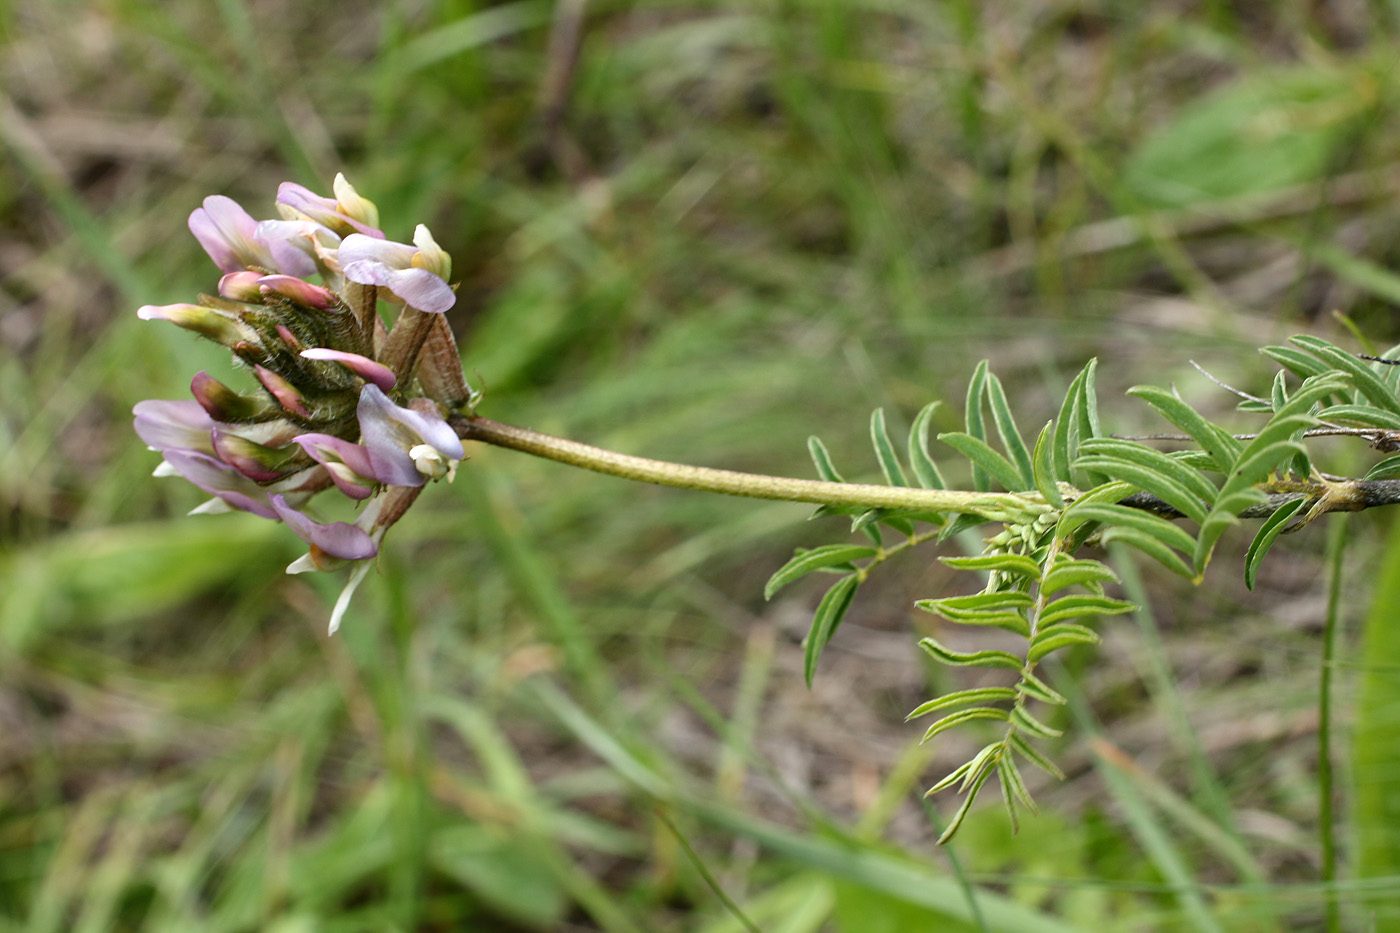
(937, 763, 997, 845)
(1012, 704, 1064, 739)
(1270, 370, 1288, 412)
(999, 754, 1037, 814)
(1028, 624, 1102, 662)
(1016, 670, 1067, 706)
(1195, 374, 1343, 571)
(1059, 502, 1198, 554)
(1036, 595, 1135, 628)
(986, 371, 1034, 487)
(807, 435, 846, 482)
(1366, 454, 1400, 480)
(870, 408, 909, 487)
(1127, 384, 1242, 472)
(1032, 422, 1064, 507)
(1041, 558, 1119, 595)
(907, 401, 946, 490)
(919, 707, 1010, 744)
(803, 574, 860, 687)
(999, 765, 1022, 835)
(1261, 345, 1331, 380)
(938, 432, 1027, 492)
(1098, 526, 1197, 578)
(1291, 335, 1400, 415)
(918, 637, 1023, 670)
(1073, 455, 1209, 523)
(1244, 497, 1307, 590)
(906, 687, 1018, 721)
(1009, 733, 1066, 780)
(940, 553, 1043, 578)
(1315, 404, 1400, 429)
(1052, 363, 1089, 481)
(965, 360, 990, 491)
(765, 544, 879, 599)
(923, 592, 1034, 611)
(1076, 437, 1219, 507)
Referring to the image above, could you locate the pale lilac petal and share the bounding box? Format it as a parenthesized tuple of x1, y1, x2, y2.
(189, 196, 256, 272)
(189, 209, 242, 272)
(218, 271, 264, 301)
(266, 237, 318, 277)
(133, 400, 215, 453)
(354, 386, 425, 486)
(269, 494, 378, 560)
(257, 274, 337, 309)
(355, 385, 464, 486)
(277, 183, 384, 238)
(338, 233, 416, 268)
(293, 433, 378, 499)
(342, 261, 455, 314)
(160, 449, 277, 518)
(300, 348, 396, 391)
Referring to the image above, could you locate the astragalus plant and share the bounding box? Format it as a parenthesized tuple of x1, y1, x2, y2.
(137, 177, 1400, 840)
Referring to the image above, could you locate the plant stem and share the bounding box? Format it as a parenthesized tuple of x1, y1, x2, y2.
(451, 414, 1400, 518)
(452, 415, 1029, 514)
(1319, 516, 1346, 933)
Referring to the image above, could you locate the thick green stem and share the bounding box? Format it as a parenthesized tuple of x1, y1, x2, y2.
(451, 414, 1400, 519)
(452, 415, 1028, 514)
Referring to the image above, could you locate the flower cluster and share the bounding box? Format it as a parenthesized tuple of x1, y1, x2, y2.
(134, 175, 474, 632)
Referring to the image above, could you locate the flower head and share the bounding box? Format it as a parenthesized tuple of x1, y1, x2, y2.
(137, 177, 475, 632)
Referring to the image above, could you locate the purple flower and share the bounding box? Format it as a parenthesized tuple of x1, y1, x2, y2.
(137, 176, 470, 632)
(269, 494, 378, 561)
(339, 231, 455, 314)
(356, 384, 464, 485)
(276, 175, 384, 239)
(133, 399, 215, 454)
(189, 196, 317, 277)
(299, 348, 396, 391)
(292, 433, 378, 500)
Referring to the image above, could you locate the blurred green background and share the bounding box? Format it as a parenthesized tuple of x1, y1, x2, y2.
(5, 0, 1400, 929)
